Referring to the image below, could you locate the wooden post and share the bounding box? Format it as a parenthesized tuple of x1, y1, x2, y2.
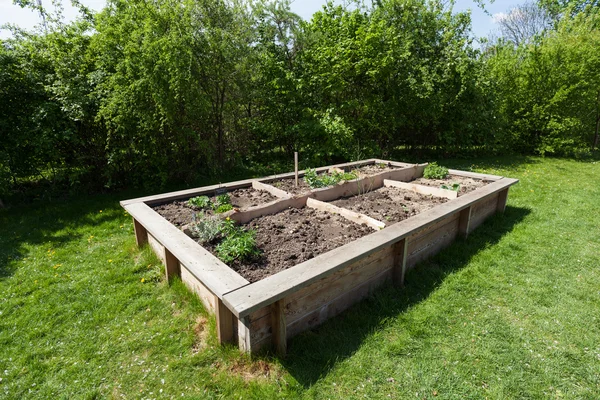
(216, 298, 235, 345)
(496, 188, 509, 213)
(164, 248, 180, 283)
(133, 218, 148, 247)
(238, 316, 252, 353)
(271, 299, 287, 356)
(458, 206, 472, 239)
(294, 152, 299, 187)
(392, 238, 408, 287)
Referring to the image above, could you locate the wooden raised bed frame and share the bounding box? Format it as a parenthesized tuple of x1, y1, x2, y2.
(121, 159, 518, 356)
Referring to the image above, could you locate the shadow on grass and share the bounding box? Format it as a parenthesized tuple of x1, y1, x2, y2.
(0, 193, 127, 280)
(280, 204, 531, 387)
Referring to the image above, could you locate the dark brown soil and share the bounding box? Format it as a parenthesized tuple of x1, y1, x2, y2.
(412, 175, 489, 196)
(209, 207, 374, 283)
(331, 186, 447, 225)
(349, 163, 397, 176)
(268, 178, 313, 196)
(152, 188, 277, 227)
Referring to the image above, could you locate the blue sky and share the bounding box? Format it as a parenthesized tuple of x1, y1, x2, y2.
(0, 0, 523, 39)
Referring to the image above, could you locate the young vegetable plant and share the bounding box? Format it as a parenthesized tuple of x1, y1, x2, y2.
(187, 195, 211, 209)
(216, 230, 260, 264)
(213, 193, 233, 213)
(423, 162, 449, 179)
(304, 168, 357, 189)
(441, 183, 461, 192)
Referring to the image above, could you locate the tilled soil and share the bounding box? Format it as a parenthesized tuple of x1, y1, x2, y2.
(412, 175, 489, 196)
(331, 186, 447, 225)
(210, 207, 375, 283)
(268, 178, 313, 196)
(350, 163, 398, 176)
(152, 188, 277, 227)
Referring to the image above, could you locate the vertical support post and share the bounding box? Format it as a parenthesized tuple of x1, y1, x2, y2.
(271, 299, 287, 357)
(496, 188, 509, 213)
(216, 298, 235, 345)
(294, 152, 299, 187)
(133, 218, 148, 247)
(458, 206, 472, 239)
(238, 316, 252, 353)
(392, 238, 409, 287)
(163, 248, 180, 284)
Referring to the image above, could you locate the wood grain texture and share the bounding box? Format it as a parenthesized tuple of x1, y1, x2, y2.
(216, 298, 235, 345)
(383, 179, 458, 199)
(458, 206, 472, 238)
(133, 218, 148, 247)
(229, 197, 306, 224)
(497, 188, 509, 213)
(306, 197, 385, 230)
(271, 300, 287, 356)
(147, 233, 166, 264)
(164, 247, 180, 283)
(180, 266, 217, 312)
(393, 238, 408, 287)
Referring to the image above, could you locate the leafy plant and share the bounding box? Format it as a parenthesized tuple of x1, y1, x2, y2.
(441, 183, 461, 192)
(214, 203, 234, 213)
(187, 195, 211, 209)
(304, 168, 357, 189)
(189, 213, 223, 243)
(216, 230, 260, 263)
(423, 162, 449, 180)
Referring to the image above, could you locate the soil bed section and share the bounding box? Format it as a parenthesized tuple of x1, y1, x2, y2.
(348, 163, 397, 176)
(412, 175, 489, 196)
(268, 178, 313, 196)
(152, 188, 277, 227)
(203, 207, 374, 283)
(331, 186, 447, 225)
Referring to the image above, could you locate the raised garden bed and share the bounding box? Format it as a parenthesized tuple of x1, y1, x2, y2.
(121, 159, 517, 355)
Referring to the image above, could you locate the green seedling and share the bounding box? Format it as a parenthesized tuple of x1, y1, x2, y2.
(423, 162, 449, 179)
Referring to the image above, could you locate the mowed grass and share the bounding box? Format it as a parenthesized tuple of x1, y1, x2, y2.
(0, 157, 599, 399)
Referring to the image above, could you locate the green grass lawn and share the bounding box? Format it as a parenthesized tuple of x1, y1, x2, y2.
(1, 157, 599, 399)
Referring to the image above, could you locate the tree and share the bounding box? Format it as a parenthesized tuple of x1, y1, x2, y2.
(495, 1, 553, 46)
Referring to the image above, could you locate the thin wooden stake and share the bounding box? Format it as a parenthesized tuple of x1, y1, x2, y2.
(294, 152, 299, 187)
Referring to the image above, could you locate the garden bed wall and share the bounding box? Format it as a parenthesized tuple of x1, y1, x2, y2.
(121, 160, 516, 354)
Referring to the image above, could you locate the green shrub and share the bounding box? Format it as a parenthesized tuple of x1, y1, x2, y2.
(423, 162, 449, 179)
(187, 195, 211, 209)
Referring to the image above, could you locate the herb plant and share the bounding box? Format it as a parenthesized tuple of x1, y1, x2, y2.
(189, 213, 223, 243)
(423, 162, 449, 179)
(216, 230, 261, 264)
(304, 168, 357, 189)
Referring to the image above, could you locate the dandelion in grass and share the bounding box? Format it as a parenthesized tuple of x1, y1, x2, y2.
(141, 278, 145, 283)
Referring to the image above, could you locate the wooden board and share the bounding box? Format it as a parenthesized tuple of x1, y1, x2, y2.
(124, 202, 249, 298)
(180, 266, 217, 312)
(383, 179, 458, 199)
(230, 197, 306, 224)
(147, 233, 166, 264)
(222, 178, 518, 319)
(251, 180, 291, 199)
(306, 198, 385, 230)
(469, 193, 499, 231)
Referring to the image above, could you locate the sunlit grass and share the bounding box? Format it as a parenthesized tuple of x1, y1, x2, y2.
(0, 157, 598, 398)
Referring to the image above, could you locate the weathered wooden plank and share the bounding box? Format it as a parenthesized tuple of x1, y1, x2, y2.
(221, 178, 518, 319)
(133, 218, 148, 247)
(251, 180, 291, 199)
(306, 198, 385, 230)
(147, 233, 166, 264)
(180, 266, 217, 312)
(469, 193, 499, 231)
(164, 247, 180, 283)
(497, 188, 509, 213)
(458, 206, 472, 238)
(393, 238, 408, 287)
(447, 169, 503, 181)
(271, 300, 287, 356)
(383, 179, 458, 200)
(229, 197, 306, 225)
(406, 216, 460, 269)
(216, 298, 235, 345)
(124, 202, 249, 298)
(238, 316, 252, 353)
(286, 267, 393, 338)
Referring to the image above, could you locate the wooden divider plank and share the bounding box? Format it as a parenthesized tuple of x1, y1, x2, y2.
(133, 218, 148, 247)
(306, 198, 385, 230)
(448, 169, 503, 181)
(251, 180, 291, 199)
(383, 179, 458, 200)
(271, 299, 287, 356)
